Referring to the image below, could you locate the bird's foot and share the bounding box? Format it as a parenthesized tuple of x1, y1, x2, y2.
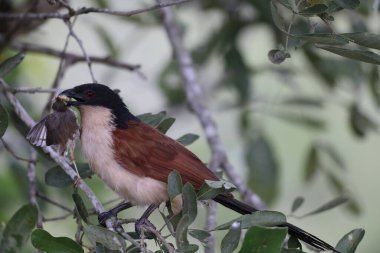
(98, 210, 117, 227)
(135, 218, 156, 239)
(73, 175, 81, 188)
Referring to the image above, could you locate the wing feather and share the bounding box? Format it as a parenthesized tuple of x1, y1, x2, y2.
(112, 120, 218, 190)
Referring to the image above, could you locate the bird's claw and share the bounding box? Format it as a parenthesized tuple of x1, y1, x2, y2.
(135, 218, 156, 239)
(98, 210, 116, 227)
(73, 175, 81, 188)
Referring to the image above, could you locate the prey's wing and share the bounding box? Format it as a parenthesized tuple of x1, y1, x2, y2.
(26, 117, 48, 147)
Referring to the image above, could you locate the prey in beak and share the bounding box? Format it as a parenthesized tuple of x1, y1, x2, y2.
(27, 95, 81, 184)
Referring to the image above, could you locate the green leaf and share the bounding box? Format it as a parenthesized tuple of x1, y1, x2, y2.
(31, 229, 84, 253)
(288, 235, 302, 250)
(221, 222, 241, 253)
(343, 33, 380, 50)
(280, 97, 324, 108)
(83, 225, 126, 250)
(188, 229, 211, 244)
(299, 4, 328, 15)
(335, 229, 365, 253)
(274, 112, 325, 130)
(268, 49, 290, 64)
(94, 243, 121, 253)
(369, 66, 380, 107)
(238, 226, 288, 253)
(0, 52, 25, 78)
(167, 170, 183, 201)
(45, 163, 94, 188)
(72, 193, 89, 224)
(0, 103, 9, 137)
(245, 135, 279, 204)
(317, 46, 380, 65)
(295, 33, 349, 45)
(215, 211, 286, 230)
(182, 183, 197, 224)
(175, 215, 191, 252)
(304, 144, 319, 181)
(95, 26, 118, 58)
(321, 143, 346, 170)
(159, 61, 186, 106)
(225, 45, 251, 104)
(156, 117, 175, 133)
(176, 133, 199, 146)
(302, 196, 349, 217)
(281, 248, 306, 253)
(137, 111, 167, 127)
(0, 204, 38, 253)
(197, 180, 236, 200)
(291, 197, 305, 213)
(349, 103, 377, 138)
(334, 0, 360, 9)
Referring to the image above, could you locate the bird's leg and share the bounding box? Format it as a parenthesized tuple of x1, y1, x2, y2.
(69, 142, 81, 187)
(98, 202, 133, 226)
(135, 204, 159, 240)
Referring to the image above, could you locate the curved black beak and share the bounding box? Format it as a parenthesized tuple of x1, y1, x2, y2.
(59, 88, 84, 106)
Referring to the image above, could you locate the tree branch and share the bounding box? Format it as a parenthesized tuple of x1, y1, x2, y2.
(0, 0, 192, 20)
(160, 0, 265, 215)
(10, 41, 141, 72)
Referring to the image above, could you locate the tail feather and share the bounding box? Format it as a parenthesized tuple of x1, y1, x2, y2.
(214, 194, 337, 252)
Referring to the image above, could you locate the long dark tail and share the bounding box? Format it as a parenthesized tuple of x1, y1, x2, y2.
(214, 194, 337, 252)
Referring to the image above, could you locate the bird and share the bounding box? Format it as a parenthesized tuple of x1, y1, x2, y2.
(60, 83, 337, 252)
(27, 95, 81, 181)
(27, 95, 79, 155)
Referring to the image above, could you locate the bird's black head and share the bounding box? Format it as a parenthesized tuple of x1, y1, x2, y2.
(60, 83, 125, 109)
(60, 83, 139, 128)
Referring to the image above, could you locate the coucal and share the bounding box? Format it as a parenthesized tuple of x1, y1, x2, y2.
(60, 83, 337, 252)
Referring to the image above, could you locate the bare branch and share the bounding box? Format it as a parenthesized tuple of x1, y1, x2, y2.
(43, 212, 72, 222)
(0, 0, 192, 20)
(64, 18, 97, 83)
(145, 226, 177, 253)
(37, 192, 73, 213)
(10, 42, 141, 72)
(160, 6, 267, 247)
(2, 86, 59, 94)
(0, 138, 30, 162)
(159, 10, 266, 253)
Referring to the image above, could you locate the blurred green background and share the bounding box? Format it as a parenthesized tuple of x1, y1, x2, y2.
(0, 0, 379, 252)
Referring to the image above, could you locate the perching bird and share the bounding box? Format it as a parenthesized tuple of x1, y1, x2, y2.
(60, 83, 337, 252)
(27, 95, 79, 155)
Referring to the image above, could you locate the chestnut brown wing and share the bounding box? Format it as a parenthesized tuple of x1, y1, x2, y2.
(112, 120, 218, 190)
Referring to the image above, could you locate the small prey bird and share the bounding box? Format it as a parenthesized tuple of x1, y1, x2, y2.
(27, 95, 80, 181)
(60, 83, 338, 252)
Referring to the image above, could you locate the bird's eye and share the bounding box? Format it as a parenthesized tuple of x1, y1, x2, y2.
(85, 90, 95, 97)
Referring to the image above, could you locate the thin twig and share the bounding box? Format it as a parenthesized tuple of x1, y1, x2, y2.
(27, 148, 43, 227)
(160, 6, 266, 252)
(0, 0, 192, 20)
(42, 21, 72, 116)
(37, 192, 73, 213)
(10, 42, 141, 72)
(1, 86, 59, 94)
(1, 138, 30, 162)
(145, 226, 177, 253)
(159, 1, 265, 210)
(43, 212, 72, 222)
(64, 18, 97, 83)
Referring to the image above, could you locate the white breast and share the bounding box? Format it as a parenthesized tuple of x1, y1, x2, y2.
(79, 106, 168, 206)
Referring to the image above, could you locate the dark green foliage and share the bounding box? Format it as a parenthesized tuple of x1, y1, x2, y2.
(31, 229, 84, 253)
(0, 204, 38, 253)
(45, 163, 94, 188)
(238, 226, 287, 253)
